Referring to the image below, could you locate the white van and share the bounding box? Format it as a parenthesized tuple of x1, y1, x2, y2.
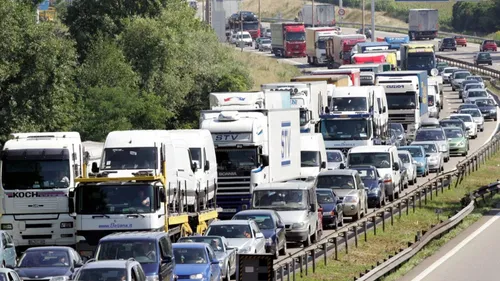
(300, 133, 327, 180)
(251, 180, 321, 247)
(364, 85, 389, 141)
(427, 85, 440, 119)
(169, 129, 217, 210)
(347, 145, 402, 201)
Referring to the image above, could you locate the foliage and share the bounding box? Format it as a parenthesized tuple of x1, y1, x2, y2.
(451, 0, 499, 34)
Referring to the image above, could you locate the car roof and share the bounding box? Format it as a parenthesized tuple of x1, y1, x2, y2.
(210, 220, 251, 226)
(100, 231, 167, 242)
(411, 141, 438, 146)
(318, 169, 358, 176)
(25, 246, 73, 252)
(349, 165, 377, 170)
(234, 210, 276, 216)
(81, 260, 132, 269)
(173, 242, 208, 249)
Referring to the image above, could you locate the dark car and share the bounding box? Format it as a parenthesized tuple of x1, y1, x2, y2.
(389, 123, 407, 145)
(439, 118, 469, 136)
(15, 246, 84, 281)
(357, 28, 372, 39)
(232, 210, 286, 258)
(95, 232, 175, 281)
(316, 188, 344, 229)
(480, 40, 497, 52)
(350, 165, 384, 208)
(475, 98, 498, 121)
(456, 103, 479, 112)
(436, 62, 449, 74)
(439, 37, 457, 51)
(474, 52, 492, 66)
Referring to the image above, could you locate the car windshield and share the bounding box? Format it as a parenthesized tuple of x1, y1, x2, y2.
(415, 129, 445, 141)
(352, 168, 376, 179)
(301, 151, 321, 167)
(460, 110, 481, 117)
(440, 121, 462, 129)
(320, 119, 372, 141)
(451, 115, 473, 122)
(285, 31, 305, 41)
(454, 72, 470, 79)
(398, 153, 410, 163)
(178, 237, 224, 251)
(414, 143, 438, 154)
(444, 128, 464, 138)
(233, 214, 275, 230)
(206, 224, 254, 239)
(174, 248, 208, 264)
(252, 190, 308, 210)
(476, 99, 495, 106)
(317, 190, 335, 204)
(327, 151, 343, 162)
(77, 268, 127, 281)
(459, 104, 477, 110)
(401, 147, 424, 158)
(19, 250, 70, 268)
(465, 85, 482, 91)
(348, 152, 391, 169)
(444, 68, 457, 73)
(468, 91, 487, 98)
(96, 240, 157, 263)
(390, 123, 404, 134)
(262, 39, 271, 44)
(316, 175, 355, 189)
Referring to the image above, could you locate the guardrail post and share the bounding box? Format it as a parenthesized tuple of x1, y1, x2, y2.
(372, 217, 377, 236)
(412, 195, 416, 212)
(424, 188, 428, 204)
(417, 191, 422, 208)
(447, 175, 452, 189)
(380, 211, 386, 232)
(390, 207, 394, 225)
(405, 199, 409, 216)
(304, 253, 308, 276)
(352, 226, 358, 247)
(429, 186, 433, 201)
(440, 178, 444, 193)
(311, 249, 316, 273)
(398, 203, 402, 219)
(285, 263, 290, 281)
(363, 221, 368, 242)
(321, 243, 327, 266)
(291, 260, 296, 281)
(334, 237, 338, 260)
(297, 256, 302, 278)
(435, 181, 438, 197)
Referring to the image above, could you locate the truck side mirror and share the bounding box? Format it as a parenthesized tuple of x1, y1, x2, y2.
(419, 97, 422, 103)
(261, 155, 269, 167)
(339, 163, 346, 169)
(159, 188, 166, 202)
(68, 190, 75, 213)
(191, 162, 198, 173)
(383, 106, 387, 113)
(91, 162, 99, 173)
(204, 160, 210, 171)
(321, 161, 326, 169)
(393, 162, 400, 171)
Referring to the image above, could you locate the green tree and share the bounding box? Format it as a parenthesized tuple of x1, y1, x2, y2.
(0, 0, 77, 142)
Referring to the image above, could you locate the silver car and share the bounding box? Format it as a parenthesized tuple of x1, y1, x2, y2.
(451, 70, 472, 91)
(258, 38, 272, 52)
(205, 220, 266, 254)
(410, 141, 444, 173)
(414, 127, 450, 162)
(459, 108, 484, 132)
(398, 151, 417, 185)
(442, 67, 458, 84)
(459, 81, 482, 100)
(466, 75, 485, 88)
(326, 150, 346, 170)
(465, 88, 489, 104)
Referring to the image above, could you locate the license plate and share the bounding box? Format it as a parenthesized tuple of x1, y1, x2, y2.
(222, 209, 237, 213)
(29, 239, 45, 245)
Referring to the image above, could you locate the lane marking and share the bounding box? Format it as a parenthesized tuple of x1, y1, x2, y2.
(411, 211, 500, 281)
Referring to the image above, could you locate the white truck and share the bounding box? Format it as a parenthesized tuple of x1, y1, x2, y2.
(300, 133, 327, 180)
(299, 3, 335, 27)
(261, 81, 328, 133)
(0, 132, 84, 248)
(72, 130, 218, 257)
(305, 27, 338, 65)
(319, 86, 389, 155)
(408, 9, 439, 40)
(200, 92, 301, 219)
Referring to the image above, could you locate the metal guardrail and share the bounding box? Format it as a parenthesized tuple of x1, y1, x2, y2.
(436, 55, 500, 80)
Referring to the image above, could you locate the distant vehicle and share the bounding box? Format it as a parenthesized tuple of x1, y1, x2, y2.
(235, 31, 253, 47)
(466, 75, 485, 88)
(357, 28, 372, 39)
(316, 188, 344, 228)
(451, 71, 472, 92)
(480, 40, 497, 52)
(398, 151, 417, 185)
(436, 61, 448, 74)
(474, 98, 498, 121)
(398, 157, 409, 189)
(414, 127, 450, 162)
(326, 150, 346, 170)
(441, 67, 458, 84)
(450, 114, 478, 139)
(474, 52, 492, 66)
(73, 259, 145, 281)
(232, 210, 287, 259)
(259, 38, 272, 51)
(456, 103, 479, 113)
(390, 123, 407, 145)
(173, 243, 222, 281)
(410, 141, 444, 173)
(439, 37, 456, 51)
(458, 108, 484, 132)
(465, 89, 489, 104)
(439, 118, 468, 136)
(459, 81, 482, 100)
(454, 35, 467, 47)
(443, 127, 469, 156)
(398, 146, 429, 177)
(178, 236, 236, 281)
(205, 220, 266, 254)
(0, 231, 16, 269)
(462, 83, 484, 101)
(349, 165, 385, 208)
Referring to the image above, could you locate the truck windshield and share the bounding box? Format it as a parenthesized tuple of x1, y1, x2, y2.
(101, 147, 157, 170)
(301, 151, 320, 167)
(386, 93, 417, 110)
(331, 97, 367, 111)
(189, 148, 202, 169)
(243, 22, 259, 30)
(216, 148, 258, 176)
(348, 152, 391, 169)
(252, 190, 308, 210)
(299, 109, 309, 126)
(317, 39, 327, 49)
(320, 119, 372, 141)
(285, 32, 305, 41)
(407, 53, 435, 70)
(2, 159, 70, 190)
(76, 184, 154, 214)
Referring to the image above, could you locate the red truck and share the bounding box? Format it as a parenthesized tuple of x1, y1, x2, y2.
(270, 22, 306, 58)
(326, 34, 366, 69)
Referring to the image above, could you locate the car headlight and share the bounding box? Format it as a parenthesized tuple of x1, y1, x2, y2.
(343, 196, 359, 203)
(292, 222, 306, 229)
(457, 141, 465, 146)
(416, 162, 423, 167)
(491, 109, 497, 113)
(440, 144, 447, 151)
(146, 275, 160, 281)
(189, 273, 204, 279)
(266, 238, 273, 244)
(50, 277, 69, 281)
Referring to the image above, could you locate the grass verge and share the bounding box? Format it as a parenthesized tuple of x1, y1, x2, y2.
(486, 81, 500, 97)
(232, 50, 301, 90)
(295, 152, 500, 281)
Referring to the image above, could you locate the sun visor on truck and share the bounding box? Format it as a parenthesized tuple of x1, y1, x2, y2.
(1, 148, 70, 161)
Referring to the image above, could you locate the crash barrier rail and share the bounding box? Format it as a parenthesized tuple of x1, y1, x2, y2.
(259, 18, 489, 45)
(436, 55, 500, 80)
(355, 180, 500, 281)
(271, 131, 500, 281)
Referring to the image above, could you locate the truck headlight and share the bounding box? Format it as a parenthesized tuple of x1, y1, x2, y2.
(189, 273, 204, 279)
(440, 144, 447, 151)
(60, 222, 73, 228)
(1, 224, 12, 230)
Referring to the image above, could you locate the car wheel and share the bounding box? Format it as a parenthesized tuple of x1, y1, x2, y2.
(452, 87, 456, 91)
(279, 240, 287, 255)
(303, 230, 311, 247)
(224, 266, 231, 281)
(440, 165, 444, 172)
(273, 245, 279, 259)
(338, 213, 344, 226)
(462, 151, 467, 156)
(444, 157, 449, 163)
(490, 62, 493, 65)
(495, 117, 498, 121)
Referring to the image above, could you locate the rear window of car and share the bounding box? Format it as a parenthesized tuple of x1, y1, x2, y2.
(478, 53, 491, 59)
(485, 40, 495, 44)
(443, 38, 454, 43)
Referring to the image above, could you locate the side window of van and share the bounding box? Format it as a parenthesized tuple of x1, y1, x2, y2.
(159, 236, 172, 259)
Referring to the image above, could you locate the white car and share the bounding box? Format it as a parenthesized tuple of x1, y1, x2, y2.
(466, 75, 485, 88)
(465, 88, 490, 104)
(205, 220, 266, 254)
(441, 67, 458, 84)
(451, 70, 472, 91)
(462, 83, 484, 101)
(458, 108, 484, 132)
(398, 151, 417, 185)
(411, 141, 444, 173)
(450, 114, 478, 139)
(235, 31, 253, 47)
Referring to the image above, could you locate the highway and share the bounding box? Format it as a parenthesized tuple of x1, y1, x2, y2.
(228, 25, 500, 269)
(398, 209, 500, 281)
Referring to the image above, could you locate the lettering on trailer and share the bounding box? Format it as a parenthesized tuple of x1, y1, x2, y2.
(290, 98, 305, 106)
(6, 191, 66, 198)
(213, 133, 252, 142)
(281, 121, 292, 166)
(98, 223, 133, 229)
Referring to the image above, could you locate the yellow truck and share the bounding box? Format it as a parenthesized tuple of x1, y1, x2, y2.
(400, 42, 439, 75)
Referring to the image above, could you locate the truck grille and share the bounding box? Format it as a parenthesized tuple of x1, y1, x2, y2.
(389, 114, 415, 124)
(26, 223, 52, 229)
(216, 176, 252, 216)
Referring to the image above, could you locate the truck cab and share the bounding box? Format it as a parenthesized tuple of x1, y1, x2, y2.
(299, 133, 327, 180)
(340, 64, 384, 86)
(305, 27, 338, 65)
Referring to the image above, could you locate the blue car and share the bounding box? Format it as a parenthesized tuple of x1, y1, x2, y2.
(0, 231, 16, 268)
(173, 243, 221, 281)
(398, 146, 429, 177)
(350, 165, 385, 208)
(231, 210, 286, 259)
(316, 188, 344, 228)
